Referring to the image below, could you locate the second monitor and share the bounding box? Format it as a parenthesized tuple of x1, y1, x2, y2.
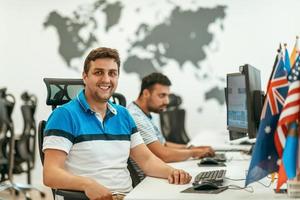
(226, 64, 264, 142)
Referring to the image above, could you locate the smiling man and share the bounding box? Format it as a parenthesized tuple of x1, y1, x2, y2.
(43, 47, 191, 200)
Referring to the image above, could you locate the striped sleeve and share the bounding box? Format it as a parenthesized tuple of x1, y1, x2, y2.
(43, 107, 75, 154)
(129, 112, 159, 145)
(125, 109, 144, 148)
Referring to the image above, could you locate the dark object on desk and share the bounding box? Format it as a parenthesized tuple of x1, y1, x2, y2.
(274, 188, 287, 193)
(181, 184, 228, 194)
(194, 181, 220, 190)
(197, 158, 226, 167)
(193, 169, 226, 186)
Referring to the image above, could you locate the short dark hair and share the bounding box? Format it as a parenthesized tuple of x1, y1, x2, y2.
(83, 47, 120, 73)
(139, 72, 171, 96)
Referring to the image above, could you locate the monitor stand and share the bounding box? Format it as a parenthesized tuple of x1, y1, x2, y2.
(228, 130, 256, 145)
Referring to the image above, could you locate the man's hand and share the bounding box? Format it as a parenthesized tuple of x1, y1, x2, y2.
(191, 146, 215, 158)
(83, 179, 113, 200)
(167, 169, 192, 184)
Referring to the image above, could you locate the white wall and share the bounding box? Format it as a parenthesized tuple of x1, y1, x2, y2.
(0, 0, 300, 139)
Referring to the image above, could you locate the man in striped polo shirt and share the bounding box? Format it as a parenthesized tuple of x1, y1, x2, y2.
(43, 48, 192, 200)
(128, 73, 215, 180)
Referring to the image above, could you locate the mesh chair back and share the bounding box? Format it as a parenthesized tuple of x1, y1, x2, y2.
(38, 120, 46, 165)
(14, 92, 38, 175)
(44, 78, 126, 108)
(0, 90, 15, 182)
(0, 99, 10, 167)
(160, 93, 190, 144)
(43, 78, 84, 109)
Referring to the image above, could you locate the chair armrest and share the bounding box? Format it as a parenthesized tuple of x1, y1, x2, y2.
(55, 189, 88, 200)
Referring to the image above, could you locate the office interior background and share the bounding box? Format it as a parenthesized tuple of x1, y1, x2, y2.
(1, 0, 300, 196)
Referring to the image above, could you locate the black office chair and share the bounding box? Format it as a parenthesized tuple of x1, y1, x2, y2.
(37, 78, 88, 200)
(160, 94, 190, 144)
(14, 92, 38, 184)
(0, 88, 15, 184)
(0, 88, 45, 200)
(39, 78, 140, 200)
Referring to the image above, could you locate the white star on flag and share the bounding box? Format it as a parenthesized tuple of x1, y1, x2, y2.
(264, 126, 271, 134)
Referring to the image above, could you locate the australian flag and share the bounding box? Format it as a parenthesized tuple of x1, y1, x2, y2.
(245, 51, 289, 186)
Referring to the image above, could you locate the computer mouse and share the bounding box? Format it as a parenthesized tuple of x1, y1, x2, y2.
(194, 181, 219, 190)
(198, 158, 219, 165)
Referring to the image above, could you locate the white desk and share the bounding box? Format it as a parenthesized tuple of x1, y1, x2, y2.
(125, 131, 288, 200)
(125, 154, 287, 200)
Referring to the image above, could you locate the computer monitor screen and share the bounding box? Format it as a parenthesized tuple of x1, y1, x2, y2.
(226, 64, 263, 140)
(227, 73, 248, 132)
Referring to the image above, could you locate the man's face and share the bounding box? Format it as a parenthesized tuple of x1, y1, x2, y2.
(146, 84, 170, 113)
(83, 58, 119, 102)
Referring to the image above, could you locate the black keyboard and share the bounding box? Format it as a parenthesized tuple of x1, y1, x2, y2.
(193, 169, 226, 186)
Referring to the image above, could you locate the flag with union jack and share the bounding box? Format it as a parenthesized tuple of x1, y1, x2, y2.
(245, 50, 289, 186)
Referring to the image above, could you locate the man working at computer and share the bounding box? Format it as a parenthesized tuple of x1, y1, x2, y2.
(42, 48, 192, 200)
(128, 72, 215, 164)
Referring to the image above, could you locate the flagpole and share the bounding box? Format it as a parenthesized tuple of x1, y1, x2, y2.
(290, 36, 299, 67)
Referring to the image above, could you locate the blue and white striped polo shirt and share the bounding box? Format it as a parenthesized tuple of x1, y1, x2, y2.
(43, 90, 144, 193)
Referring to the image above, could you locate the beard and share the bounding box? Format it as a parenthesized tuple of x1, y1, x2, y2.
(148, 104, 168, 113)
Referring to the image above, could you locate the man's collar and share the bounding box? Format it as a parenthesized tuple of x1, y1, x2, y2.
(77, 90, 117, 115)
(133, 101, 152, 119)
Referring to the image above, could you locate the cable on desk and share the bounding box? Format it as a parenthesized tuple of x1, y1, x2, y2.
(225, 175, 273, 187)
(257, 179, 273, 188)
(226, 184, 254, 193)
(226, 155, 250, 162)
(224, 177, 245, 181)
(223, 177, 254, 192)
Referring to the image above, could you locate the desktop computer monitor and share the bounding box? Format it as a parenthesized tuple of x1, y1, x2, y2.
(226, 64, 263, 141)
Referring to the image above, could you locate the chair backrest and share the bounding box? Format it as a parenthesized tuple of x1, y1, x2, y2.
(111, 93, 126, 107)
(21, 92, 37, 134)
(160, 93, 190, 144)
(0, 88, 15, 181)
(44, 78, 84, 110)
(167, 93, 182, 110)
(41, 78, 87, 199)
(38, 120, 46, 166)
(15, 92, 38, 167)
(0, 88, 15, 129)
(43, 78, 126, 109)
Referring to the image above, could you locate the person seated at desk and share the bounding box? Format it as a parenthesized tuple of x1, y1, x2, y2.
(43, 48, 192, 200)
(128, 72, 215, 164)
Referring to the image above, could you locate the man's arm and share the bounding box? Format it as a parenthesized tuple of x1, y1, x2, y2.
(165, 141, 215, 153)
(130, 143, 191, 184)
(165, 141, 187, 149)
(147, 141, 214, 162)
(43, 149, 113, 200)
